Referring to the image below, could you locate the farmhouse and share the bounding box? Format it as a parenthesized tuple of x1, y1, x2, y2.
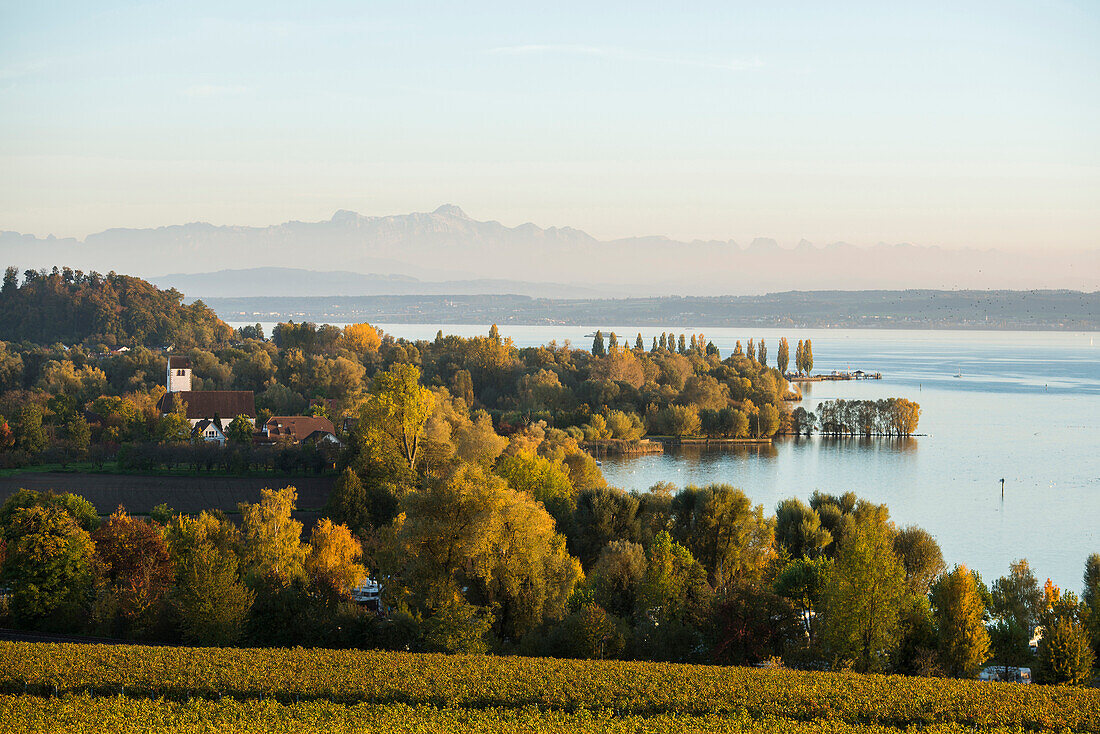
(264, 415, 341, 446)
(156, 356, 256, 440)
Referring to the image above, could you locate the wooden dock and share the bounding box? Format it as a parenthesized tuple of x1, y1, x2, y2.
(786, 371, 882, 383)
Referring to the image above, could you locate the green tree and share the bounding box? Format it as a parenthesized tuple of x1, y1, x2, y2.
(589, 540, 647, 619)
(775, 498, 832, 558)
(822, 517, 906, 672)
(238, 486, 309, 585)
(990, 559, 1043, 635)
(930, 566, 991, 678)
(157, 411, 192, 443)
(775, 555, 834, 641)
(757, 339, 767, 368)
(670, 484, 774, 590)
(777, 337, 790, 374)
(226, 415, 254, 445)
(166, 511, 253, 645)
(893, 526, 946, 597)
(1, 505, 96, 630)
(1085, 553, 1100, 660)
(495, 451, 577, 529)
(570, 486, 640, 569)
(65, 415, 91, 455)
(989, 618, 1033, 679)
(14, 404, 47, 453)
(795, 340, 804, 375)
(803, 339, 814, 375)
(591, 330, 606, 357)
(0, 488, 99, 532)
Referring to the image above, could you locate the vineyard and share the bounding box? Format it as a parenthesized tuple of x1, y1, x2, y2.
(1, 642, 1097, 733)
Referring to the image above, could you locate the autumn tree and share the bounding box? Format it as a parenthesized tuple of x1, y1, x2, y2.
(757, 339, 767, 368)
(226, 414, 254, 445)
(931, 566, 990, 677)
(238, 486, 309, 585)
(340, 322, 381, 352)
(91, 508, 175, 637)
(1035, 582, 1095, 685)
(777, 338, 790, 374)
(306, 518, 367, 597)
(355, 364, 436, 474)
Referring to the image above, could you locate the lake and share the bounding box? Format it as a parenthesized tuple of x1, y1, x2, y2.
(232, 321, 1100, 592)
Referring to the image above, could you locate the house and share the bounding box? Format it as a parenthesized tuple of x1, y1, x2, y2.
(192, 418, 228, 444)
(157, 356, 256, 441)
(263, 415, 341, 446)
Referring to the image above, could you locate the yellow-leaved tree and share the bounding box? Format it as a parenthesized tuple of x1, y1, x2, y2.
(340, 322, 381, 353)
(356, 364, 436, 473)
(306, 518, 368, 596)
(238, 486, 309, 584)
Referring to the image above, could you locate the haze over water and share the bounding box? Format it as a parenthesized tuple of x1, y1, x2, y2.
(239, 322, 1100, 591)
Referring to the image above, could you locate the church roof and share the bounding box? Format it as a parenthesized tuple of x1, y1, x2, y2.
(158, 390, 255, 419)
(167, 356, 192, 369)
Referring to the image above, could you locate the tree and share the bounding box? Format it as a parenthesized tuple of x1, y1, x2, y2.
(495, 451, 577, 529)
(821, 517, 906, 672)
(775, 555, 834, 642)
(591, 330, 606, 357)
(795, 340, 804, 375)
(166, 511, 253, 645)
(0, 488, 99, 532)
(238, 486, 309, 585)
(803, 340, 814, 375)
(589, 540, 647, 618)
(607, 332, 618, 350)
(1083, 553, 1100, 608)
(340, 322, 381, 352)
(570, 487, 640, 569)
(488, 323, 501, 343)
(989, 618, 1033, 679)
(930, 566, 990, 678)
(226, 414, 254, 445)
(390, 464, 581, 640)
(91, 508, 174, 636)
(757, 339, 767, 368)
(65, 415, 91, 455)
(1, 505, 95, 629)
(746, 339, 755, 362)
(671, 484, 774, 590)
(1036, 584, 1095, 685)
(777, 338, 790, 374)
(990, 559, 1043, 635)
(157, 411, 192, 443)
(713, 581, 799, 665)
(635, 333, 644, 351)
(306, 518, 367, 597)
(775, 498, 832, 558)
(893, 526, 946, 596)
(356, 364, 436, 473)
(14, 404, 47, 453)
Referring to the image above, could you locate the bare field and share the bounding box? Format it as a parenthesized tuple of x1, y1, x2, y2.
(0, 473, 334, 517)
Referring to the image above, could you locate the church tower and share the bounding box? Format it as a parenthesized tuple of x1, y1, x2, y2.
(167, 355, 192, 392)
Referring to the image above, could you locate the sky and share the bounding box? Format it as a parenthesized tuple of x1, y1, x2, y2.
(1, 1, 1097, 251)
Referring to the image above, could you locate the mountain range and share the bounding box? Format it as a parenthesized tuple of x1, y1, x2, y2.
(2, 205, 1096, 296)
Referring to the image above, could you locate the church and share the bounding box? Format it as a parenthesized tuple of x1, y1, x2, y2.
(156, 356, 256, 441)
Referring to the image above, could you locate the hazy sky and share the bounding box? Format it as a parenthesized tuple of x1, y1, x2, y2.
(1, 1, 1097, 250)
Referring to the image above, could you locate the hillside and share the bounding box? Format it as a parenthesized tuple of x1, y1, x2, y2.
(4, 206, 1097, 294)
(1, 642, 1096, 733)
(0, 267, 231, 347)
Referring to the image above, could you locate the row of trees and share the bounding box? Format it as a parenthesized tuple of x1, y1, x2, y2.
(793, 398, 922, 437)
(589, 332, 815, 376)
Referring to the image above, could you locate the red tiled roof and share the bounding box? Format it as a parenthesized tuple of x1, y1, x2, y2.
(158, 391, 255, 419)
(265, 415, 336, 441)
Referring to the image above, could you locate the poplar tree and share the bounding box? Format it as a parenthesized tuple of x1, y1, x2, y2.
(804, 340, 814, 375)
(592, 330, 606, 357)
(758, 340, 767, 368)
(734, 341, 743, 357)
(796, 340, 805, 375)
(747, 339, 755, 363)
(636, 333, 644, 351)
(608, 332, 618, 350)
(651, 336, 658, 352)
(931, 566, 991, 678)
(777, 338, 790, 374)
(678, 334, 686, 353)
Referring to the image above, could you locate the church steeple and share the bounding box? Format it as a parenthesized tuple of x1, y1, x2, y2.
(167, 355, 192, 392)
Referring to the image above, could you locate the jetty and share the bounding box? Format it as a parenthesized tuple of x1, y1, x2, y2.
(786, 369, 882, 383)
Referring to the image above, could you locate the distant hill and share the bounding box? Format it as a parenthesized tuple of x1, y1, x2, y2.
(151, 267, 614, 299)
(4, 205, 1096, 295)
(0, 267, 231, 347)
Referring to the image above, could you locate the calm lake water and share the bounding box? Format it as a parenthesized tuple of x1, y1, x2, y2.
(233, 322, 1100, 592)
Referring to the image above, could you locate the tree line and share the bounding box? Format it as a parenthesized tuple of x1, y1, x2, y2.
(0, 362, 1094, 684)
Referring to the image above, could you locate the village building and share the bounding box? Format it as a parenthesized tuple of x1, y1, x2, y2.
(156, 356, 256, 441)
(263, 415, 341, 446)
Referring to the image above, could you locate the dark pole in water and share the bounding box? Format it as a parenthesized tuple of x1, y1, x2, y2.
(1000, 478, 1005, 498)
